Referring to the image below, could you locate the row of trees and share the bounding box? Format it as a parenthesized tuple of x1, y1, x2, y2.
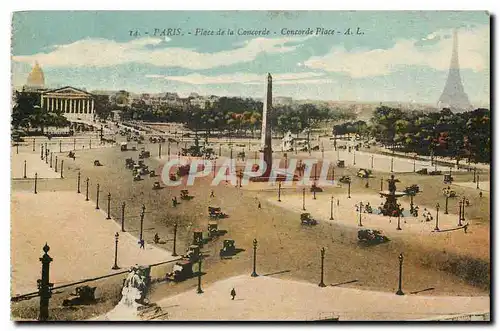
(11, 92, 69, 134)
(346, 106, 490, 163)
(115, 96, 357, 138)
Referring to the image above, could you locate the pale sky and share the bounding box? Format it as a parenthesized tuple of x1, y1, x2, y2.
(11, 11, 490, 105)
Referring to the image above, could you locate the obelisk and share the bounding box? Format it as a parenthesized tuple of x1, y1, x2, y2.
(261, 73, 273, 176)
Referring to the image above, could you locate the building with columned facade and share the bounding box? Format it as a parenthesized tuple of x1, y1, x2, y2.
(41, 86, 96, 122)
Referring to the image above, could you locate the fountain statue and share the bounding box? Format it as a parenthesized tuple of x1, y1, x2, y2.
(97, 265, 151, 321)
(379, 174, 406, 217)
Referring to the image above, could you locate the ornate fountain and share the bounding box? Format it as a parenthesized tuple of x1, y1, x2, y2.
(379, 174, 406, 217)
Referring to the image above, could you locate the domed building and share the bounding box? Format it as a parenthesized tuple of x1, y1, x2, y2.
(26, 61, 45, 89)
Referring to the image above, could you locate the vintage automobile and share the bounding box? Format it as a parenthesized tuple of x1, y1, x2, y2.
(208, 206, 227, 219)
(166, 259, 194, 282)
(338, 176, 351, 184)
(139, 150, 151, 159)
(443, 174, 454, 184)
(300, 213, 318, 226)
(219, 239, 236, 258)
(357, 169, 372, 178)
(180, 189, 194, 200)
(357, 229, 389, 244)
(62, 286, 97, 306)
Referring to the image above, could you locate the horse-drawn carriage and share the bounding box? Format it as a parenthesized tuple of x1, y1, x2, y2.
(300, 213, 318, 226)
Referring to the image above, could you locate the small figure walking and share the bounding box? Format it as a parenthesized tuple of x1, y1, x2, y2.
(464, 223, 469, 234)
(154, 233, 160, 244)
(210, 190, 215, 198)
(479, 191, 483, 198)
(258, 201, 261, 209)
(230, 288, 236, 300)
(139, 239, 145, 249)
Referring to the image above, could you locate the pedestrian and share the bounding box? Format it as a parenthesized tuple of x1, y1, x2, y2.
(258, 201, 261, 209)
(210, 190, 215, 198)
(464, 223, 469, 234)
(139, 239, 145, 249)
(479, 191, 483, 198)
(231, 288, 236, 300)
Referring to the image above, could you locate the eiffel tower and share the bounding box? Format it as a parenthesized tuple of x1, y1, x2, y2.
(437, 29, 472, 112)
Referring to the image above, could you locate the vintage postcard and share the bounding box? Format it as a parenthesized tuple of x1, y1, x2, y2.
(10, 11, 490, 321)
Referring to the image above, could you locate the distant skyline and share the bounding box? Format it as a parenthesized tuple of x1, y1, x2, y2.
(11, 11, 490, 105)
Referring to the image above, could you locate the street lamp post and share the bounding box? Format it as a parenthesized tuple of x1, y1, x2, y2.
(461, 196, 466, 224)
(396, 253, 404, 295)
(358, 202, 363, 227)
(410, 191, 415, 214)
(251, 238, 258, 277)
(197, 253, 204, 294)
(107, 193, 111, 219)
(353, 151, 356, 165)
(59, 140, 62, 153)
(318, 247, 326, 287)
(121, 202, 126, 232)
(278, 181, 282, 202)
(38, 243, 53, 321)
(348, 180, 351, 199)
(23, 160, 27, 179)
(473, 167, 476, 183)
(140, 204, 145, 241)
(54, 156, 58, 172)
(302, 187, 306, 210)
(458, 201, 463, 227)
(85, 178, 89, 201)
(60, 160, 64, 179)
(413, 155, 416, 172)
(77, 172, 81, 193)
(33, 138, 35, 152)
(95, 184, 100, 209)
(34, 172, 38, 194)
(397, 211, 402, 231)
(330, 196, 334, 220)
(112, 232, 119, 270)
(172, 223, 178, 256)
(49, 152, 52, 168)
(434, 203, 440, 231)
(476, 175, 479, 189)
(391, 157, 394, 173)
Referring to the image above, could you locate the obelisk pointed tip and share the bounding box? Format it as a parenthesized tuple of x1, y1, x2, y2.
(267, 73, 272, 80)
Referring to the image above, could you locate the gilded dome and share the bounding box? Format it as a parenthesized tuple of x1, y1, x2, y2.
(27, 62, 45, 88)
